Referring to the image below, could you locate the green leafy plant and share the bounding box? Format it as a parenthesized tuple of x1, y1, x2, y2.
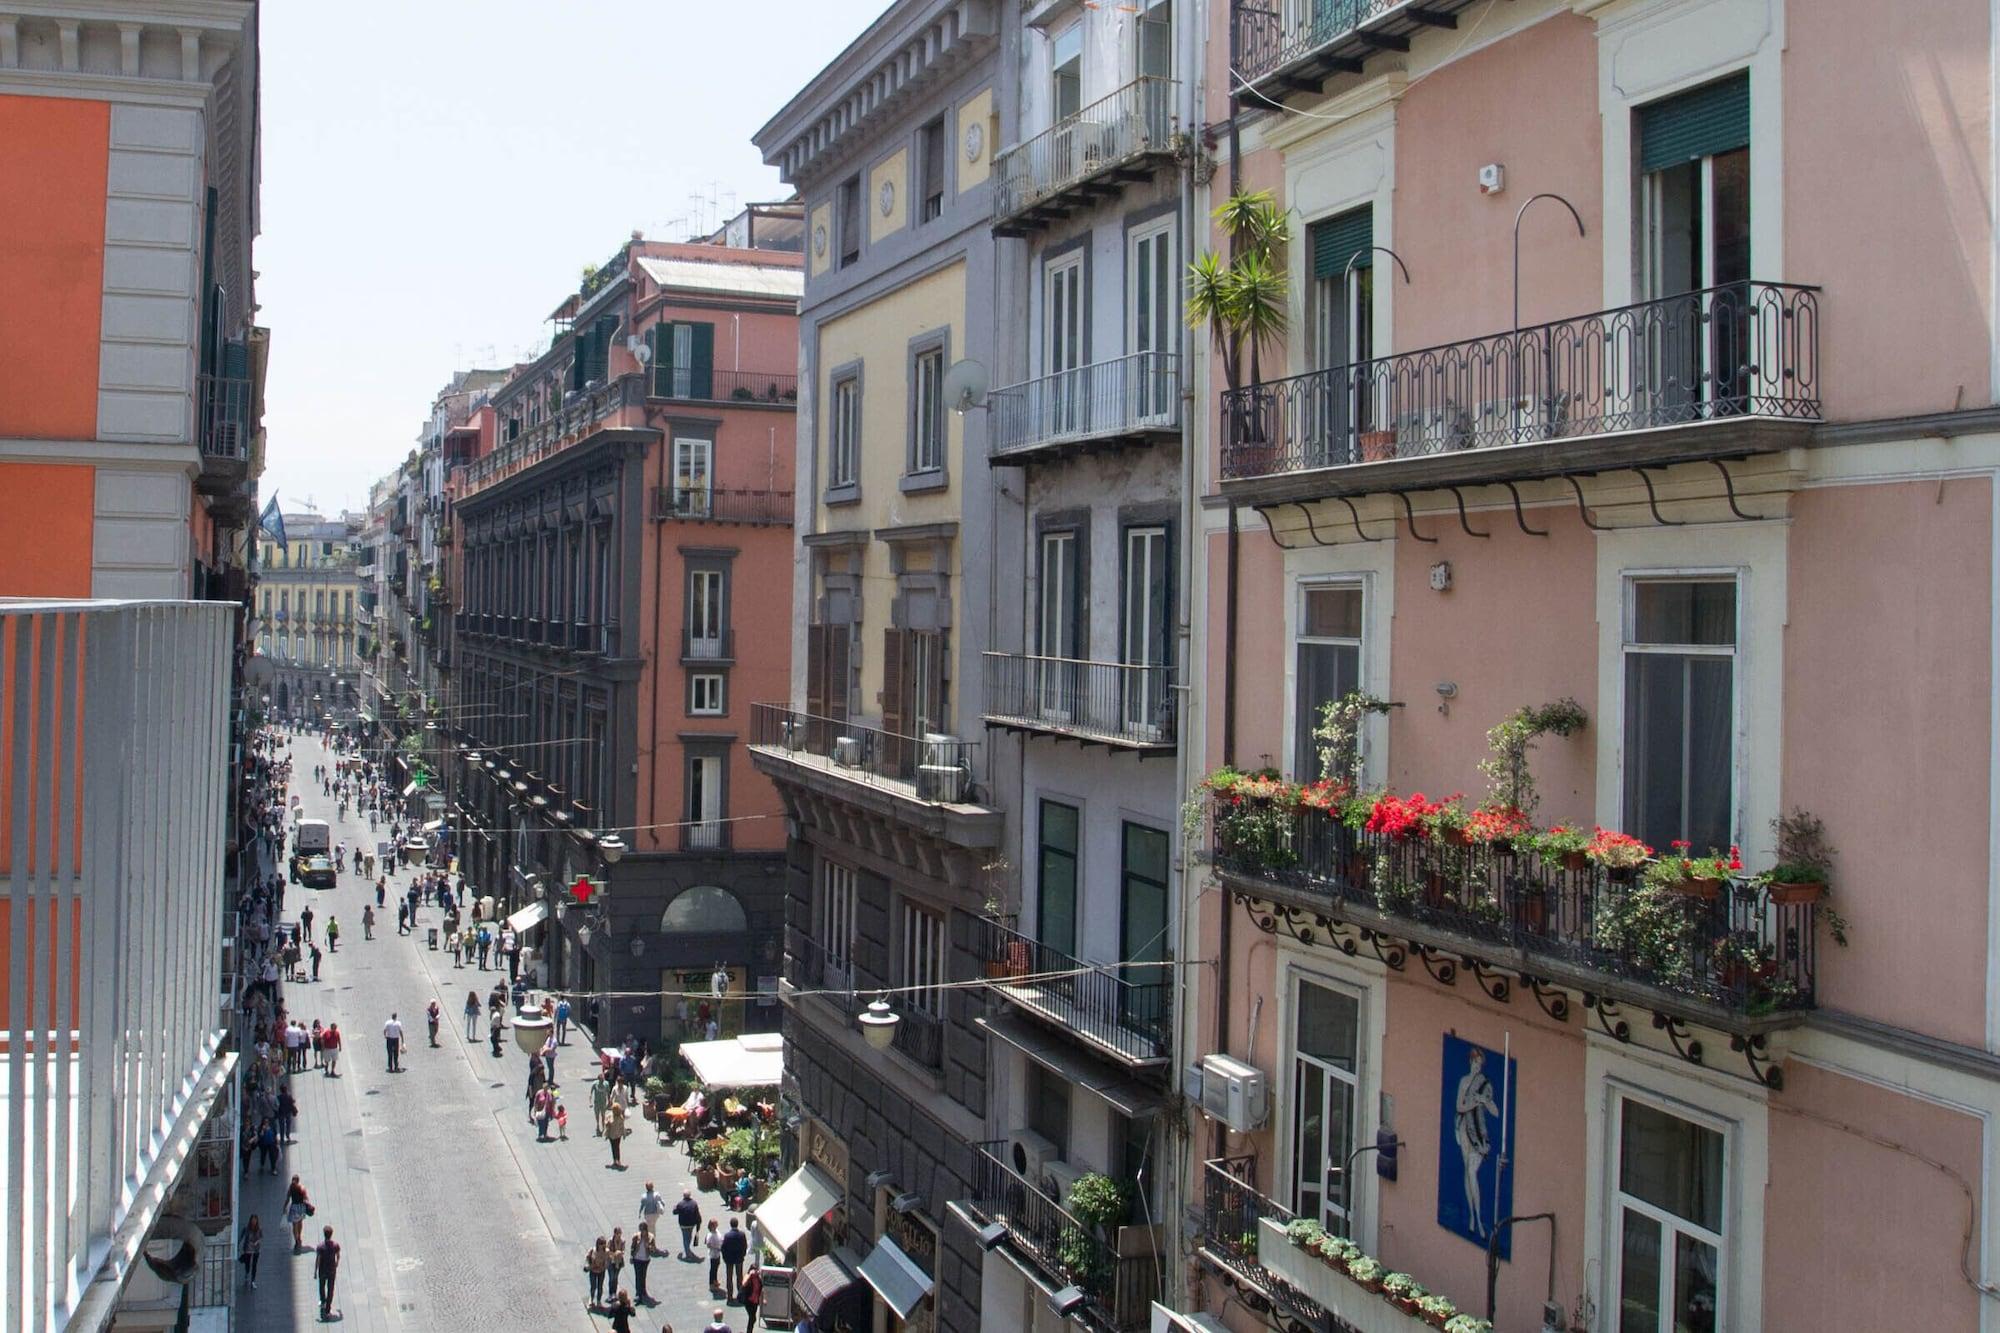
(1418, 1294, 1459, 1322)
(1284, 1217, 1324, 1247)
(1477, 699, 1587, 818)
(1185, 191, 1291, 395)
(1532, 825, 1590, 862)
(1346, 1255, 1385, 1286)
(1444, 1317, 1494, 1333)
(1204, 767, 1302, 868)
(1066, 1172, 1132, 1236)
(1768, 807, 1834, 882)
(1381, 1272, 1425, 1299)
(1593, 882, 1700, 983)
(1313, 690, 1393, 786)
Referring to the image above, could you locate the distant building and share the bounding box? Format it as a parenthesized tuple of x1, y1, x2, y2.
(255, 511, 363, 721)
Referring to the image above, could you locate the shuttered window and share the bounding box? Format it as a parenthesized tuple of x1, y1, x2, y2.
(1637, 73, 1749, 175)
(651, 321, 715, 399)
(1310, 206, 1373, 281)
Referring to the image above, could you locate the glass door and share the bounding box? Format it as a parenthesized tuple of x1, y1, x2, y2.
(1121, 526, 1168, 737)
(1045, 255, 1085, 439)
(1291, 979, 1361, 1232)
(672, 437, 712, 516)
(1129, 222, 1175, 423)
(1037, 531, 1078, 720)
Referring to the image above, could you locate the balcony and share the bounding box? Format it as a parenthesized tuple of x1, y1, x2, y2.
(1199, 1158, 1336, 1330)
(975, 917, 1171, 1066)
(749, 703, 1001, 848)
(680, 821, 731, 853)
(890, 1003, 944, 1070)
(993, 77, 1178, 236)
(654, 486, 794, 526)
(1211, 797, 1820, 1036)
(784, 929, 857, 1000)
(196, 371, 253, 464)
(682, 628, 734, 664)
(989, 352, 1180, 464)
(966, 1142, 1158, 1333)
(981, 653, 1176, 753)
(1219, 281, 1821, 502)
(1233, 0, 1482, 105)
(648, 366, 798, 407)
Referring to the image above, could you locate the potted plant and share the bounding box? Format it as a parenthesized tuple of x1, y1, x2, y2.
(691, 1135, 725, 1191)
(641, 1075, 671, 1122)
(1365, 791, 1447, 841)
(1711, 929, 1773, 994)
(1421, 794, 1472, 846)
(1535, 824, 1591, 873)
(1187, 192, 1291, 473)
(1382, 1272, 1427, 1314)
(1593, 881, 1699, 984)
(1444, 1317, 1494, 1333)
(1346, 1255, 1386, 1293)
(1358, 426, 1397, 462)
(1584, 827, 1651, 881)
(1417, 1293, 1460, 1329)
(1478, 699, 1588, 819)
(1765, 808, 1833, 905)
(1205, 767, 1304, 869)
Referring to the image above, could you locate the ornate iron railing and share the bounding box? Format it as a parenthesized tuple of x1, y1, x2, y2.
(1233, 0, 1402, 87)
(990, 352, 1181, 459)
(993, 77, 1178, 223)
(891, 1002, 944, 1070)
(196, 372, 253, 460)
(786, 928, 857, 999)
(651, 366, 798, 405)
(975, 916, 1171, 1062)
(969, 1142, 1158, 1333)
(653, 486, 794, 526)
(751, 703, 979, 797)
(1211, 802, 1818, 1014)
(982, 652, 1176, 749)
(1219, 281, 1821, 480)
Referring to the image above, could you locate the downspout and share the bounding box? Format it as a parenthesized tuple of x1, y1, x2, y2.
(650, 422, 666, 854)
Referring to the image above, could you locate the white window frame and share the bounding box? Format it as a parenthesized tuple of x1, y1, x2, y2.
(1620, 572, 1741, 851)
(1292, 578, 1365, 784)
(820, 860, 857, 986)
(1135, 0, 1172, 81)
(1611, 1089, 1730, 1333)
(912, 346, 945, 474)
(688, 569, 724, 657)
(672, 436, 713, 515)
(1128, 218, 1176, 424)
(690, 672, 725, 717)
(1279, 533, 1392, 786)
(1276, 957, 1385, 1251)
(829, 375, 860, 489)
(898, 898, 946, 1018)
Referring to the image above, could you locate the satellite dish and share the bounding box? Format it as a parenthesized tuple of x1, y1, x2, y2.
(628, 336, 652, 366)
(942, 358, 990, 414)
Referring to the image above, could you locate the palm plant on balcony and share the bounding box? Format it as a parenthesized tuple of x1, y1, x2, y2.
(1186, 190, 1290, 399)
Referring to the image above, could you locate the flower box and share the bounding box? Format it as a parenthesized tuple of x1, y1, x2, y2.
(1257, 1218, 1440, 1333)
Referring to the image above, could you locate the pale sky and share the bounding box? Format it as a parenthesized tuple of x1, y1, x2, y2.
(256, 0, 883, 518)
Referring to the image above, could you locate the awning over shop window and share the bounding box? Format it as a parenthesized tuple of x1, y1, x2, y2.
(679, 1032, 783, 1090)
(755, 1164, 842, 1255)
(856, 1235, 933, 1318)
(793, 1252, 867, 1321)
(504, 901, 547, 935)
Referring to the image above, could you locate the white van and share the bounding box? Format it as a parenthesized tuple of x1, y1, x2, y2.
(294, 818, 331, 859)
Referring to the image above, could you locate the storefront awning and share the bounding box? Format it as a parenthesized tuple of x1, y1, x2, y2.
(793, 1252, 867, 1321)
(856, 1235, 933, 1318)
(976, 1012, 1163, 1118)
(754, 1164, 842, 1254)
(422, 818, 444, 832)
(401, 781, 419, 797)
(504, 901, 547, 935)
(679, 1032, 783, 1090)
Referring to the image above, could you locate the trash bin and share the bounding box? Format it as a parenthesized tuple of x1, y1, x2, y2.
(427, 927, 439, 951)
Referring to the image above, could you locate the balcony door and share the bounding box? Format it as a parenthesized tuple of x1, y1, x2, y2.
(1120, 525, 1169, 737)
(1045, 254, 1085, 438)
(1037, 800, 1079, 959)
(1292, 977, 1361, 1233)
(1129, 220, 1176, 423)
(688, 569, 724, 659)
(1036, 530, 1079, 720)
(1309, 208, 1375, 465)
(672, 436, 713, 516)
(1118, 822, 1169, 1036)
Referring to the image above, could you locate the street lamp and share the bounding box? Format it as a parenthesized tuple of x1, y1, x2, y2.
(859, 996, 899, 1051)
(596, 832, 626, 864)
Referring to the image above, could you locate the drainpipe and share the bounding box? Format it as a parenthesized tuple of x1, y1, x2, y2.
(1486, 1212, 1559, 1326)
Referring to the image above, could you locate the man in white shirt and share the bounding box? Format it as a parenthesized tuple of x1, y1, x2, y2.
(383, 1013, 405, 1073)
(638, 1181, 667, 1237)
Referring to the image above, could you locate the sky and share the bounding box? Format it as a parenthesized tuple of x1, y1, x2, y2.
(256, 0, 884, 518)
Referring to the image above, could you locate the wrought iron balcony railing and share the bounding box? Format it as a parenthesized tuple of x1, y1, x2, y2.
(653, 486, 795, 526)
(650, 366, 799, 406)
(197, 372, 253, 461)
(981, 652, 1176, 751)
(993, 77, 1178, 230)
(682, 628, 734, 662)
(989, 352, 1180, 462)
(1232, 0, 1478, 94)
(1211, 802, 1818, 1018)
(890, 1002, 944, 1070)
(1200, 1157, 1333, 1325)
(785, 928, 858, 1000)
(968, 1142, 1158, 1333)
(681, 821, 730, 853)
(1219, 281, 1821, 482)
(750, 703, 979, 799)
(975, 916, 1171, 1064)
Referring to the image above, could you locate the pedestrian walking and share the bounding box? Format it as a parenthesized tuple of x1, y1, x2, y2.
(607, 1226, 626, 1298)
(464, 989, 481, 1040)
(322, 1022, 341, 1076)
(631, 1225, 656, 1304)
(275, 1085, 297, 1144)
(606, 1290, 637, 1333)
(309, 942, 322, 980)
(238, 1214, 263, 1289)
(285, 1175, 313, 1250)
(533, 1086, 555, 1140)
(325, 916, 339, 950)
(489, 1007, 504, 1057)
(605, 1097, 628, 1167)
(383, 1013, 404, 1072)
(396, 901, 408, 934)
(477, 926, 491, 970)
(704, 1219, 723, 1291)
(299, 904, 314, 942)
(362, 905, 374, 939)
(313, 1225, 340, 1319)
(257, 1119, 279, 1176)
(375, 878, 386, 908)
(586, 1236, 609, 1307)
(426, 999, 441, 1047)
(739, 1263, 763, 1333)
(673, 1188, 701, 1259)
(311, 1020, 324, 1069)
(702, 1308, 732, 1333)
(555, 995, 571, 1045)
(592, 1074, 613, 1137)
(639, 1180, 667, 1241)
(555, 1093, 570, 1140)
(720, 1216, 748, 1299)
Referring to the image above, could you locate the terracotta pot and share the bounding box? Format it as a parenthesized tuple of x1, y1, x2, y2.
(1424, 873, 1449, 909)
(1674, 877, 1723, 901)
(1520, 891, 1548, 934)
(1344, 853, 1369, 885)
(696, 1166, 717, 1191)
(1768, 880, 1825, 905)
(983, 959, 1010, 980)
(1358, 429, 1397, 462)
(1561, 850, 1589, 873)
(1440, 826, 1472, 848)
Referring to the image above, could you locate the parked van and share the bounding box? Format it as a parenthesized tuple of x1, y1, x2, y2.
(294, 818, 330, 860)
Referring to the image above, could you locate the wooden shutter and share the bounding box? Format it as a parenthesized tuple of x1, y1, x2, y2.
(650, 324, 671, 397)
(805, 623, 828, 719)
(827, 624, 851, 722)
(1638, 73, 1750, 174)
(1311, 206, 1373, 281)
(880, 627, 908, 775)
(690, 323, 715, 400)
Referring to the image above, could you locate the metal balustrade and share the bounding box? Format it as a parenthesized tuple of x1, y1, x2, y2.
(981, 652, 1176, 750)
(1200, 1158, 1334, 1327)
(650, 366, 798, 405)
(975, 916, 1171, 1063)
(196, 373, 253, 461)
(968, 1142, 1158, 1332)
(785, 930, 857, 1000)
(653, 486, 795, 526)
(1, 601, 235, 1329)
(1220, 281, 1821, 481)
(993, 77, 1178, 228)
(989, 352, 1180, 461)
(1211, 803, 1818, 1014)
(751, 703, 979, 799)
(890, 1003, 944, 1070)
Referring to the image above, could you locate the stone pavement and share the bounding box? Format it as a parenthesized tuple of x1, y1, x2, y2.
(235, 734, 766, 1332)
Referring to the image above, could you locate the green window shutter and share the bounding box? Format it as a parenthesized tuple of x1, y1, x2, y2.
(654, 323, 679, 397)
(690, 323, 714, 400)
(592, 316, 617, 382)
(1311, 206, 1373, 280)
(1638, 73, 1749, 174)
(568, 332, 585, 391)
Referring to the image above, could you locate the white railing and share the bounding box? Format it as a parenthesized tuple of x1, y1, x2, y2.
(989, 351, 1181, 459)
(0, 601, 235, 1331)
(992, 77, 1178, 222)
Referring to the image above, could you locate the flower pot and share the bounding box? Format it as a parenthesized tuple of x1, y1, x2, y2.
(1768, 880, 1825, 905)
(1424, 872, 1449, 909)
(1344, 853, 1370, 886)
(696, 1166, 717, 1191)
(1674, 877, 1723, 901)
(1440, 826, 1472, 848)
(1561, 850, 1589, 874)
(1519, 890, 1548, 934)
(983, 959, 1011, 980)
(1358, 428, 1397, 463)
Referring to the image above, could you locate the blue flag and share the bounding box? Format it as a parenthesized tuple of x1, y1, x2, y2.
(257, 494, 287, 551)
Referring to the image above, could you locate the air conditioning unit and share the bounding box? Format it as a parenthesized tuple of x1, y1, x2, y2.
(1043, 1158, 1087, 1204)
(916, 764, 968, 803)
(920, 732, 961, 769)
(781, 717, 806, 752)
(1198, 1052, 1269, 1133)
(1007, 1130, 1058, 1183)
(832, 736, 863, 767)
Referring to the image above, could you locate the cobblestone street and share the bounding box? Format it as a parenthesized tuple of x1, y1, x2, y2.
(239, 734, 753, 1331)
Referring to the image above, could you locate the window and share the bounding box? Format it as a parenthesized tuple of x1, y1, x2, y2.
(899, 900, 945, 1017)
(829, 374, 861, 491)
(1294, 584, 1363, 781)
(1128, 220, 1176, 420)
(911, 346, 945, 475)
(1114, 1113, 1158, 1222)
(1623, 578, 1736, 854)
(1292, 977, 1361, 1229)
(1025, 1062, 1070, 1161)
(1051, 24, 1083, 122)
(1615, 1096, 1726, 1332)
(1137, 0, 1172, 80)
(687, 569, 726, 659)
(909, 629, 943, 738)
(1119, 823, 1169, 1032)
(819, 860, 857, 987)
(672, 437, 714, 516)
(1044, 254, 1084, 434)
(837, 176, 862, 267)
(685, 753, 724, 849)
(918, 116, 947, 222)
(343, 590, 353, 622)
(1036, 800, 1079, 957)
(1121, 525, 1169, 731)
(1309, 207, 1376, 461)
(690, 673, 725, 716)
(653, 321, 714, 400)
(1036, 530, 1079, 717)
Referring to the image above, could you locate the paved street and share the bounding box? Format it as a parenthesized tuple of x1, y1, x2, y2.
(240, 733, 750, 1331)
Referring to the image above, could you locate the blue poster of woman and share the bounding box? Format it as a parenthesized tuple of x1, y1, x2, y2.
(1437, 1033, 1517, 1258)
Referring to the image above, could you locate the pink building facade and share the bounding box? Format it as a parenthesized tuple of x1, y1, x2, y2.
(1182, 1, 2000, 1331)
